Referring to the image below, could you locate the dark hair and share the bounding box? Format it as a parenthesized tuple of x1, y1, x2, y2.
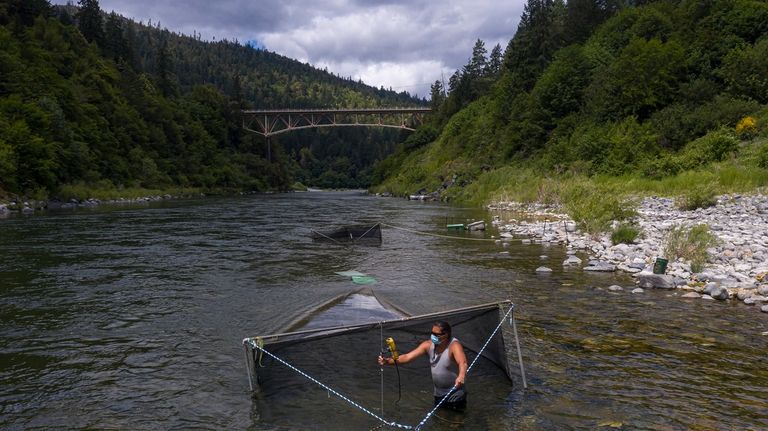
(433, 320, 451, 337)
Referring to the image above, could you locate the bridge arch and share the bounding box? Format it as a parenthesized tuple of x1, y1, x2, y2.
(242, 107, 431, 137)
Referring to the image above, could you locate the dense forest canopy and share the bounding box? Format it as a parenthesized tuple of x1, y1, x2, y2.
(0, 0, 424, 199)
(373, 0, 768, 201)
(3, 0, 767, 203)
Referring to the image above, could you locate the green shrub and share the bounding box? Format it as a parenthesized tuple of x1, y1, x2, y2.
(757, 144, 768, 169)
(562, 181, 637, 236)
(640, 153, 683, 179)
(676, 184, 717, 210)
(680, 129, 740, 168)
(611, 223, 641, 245)
(663, 224, 719, 273)
(291, 182, 307, 191)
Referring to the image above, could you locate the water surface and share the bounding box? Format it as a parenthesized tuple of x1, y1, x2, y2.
(1, 191, 767, 430)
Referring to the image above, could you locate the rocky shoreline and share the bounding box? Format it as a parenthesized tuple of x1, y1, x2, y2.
(0, 195, 178, 217)
(488, 194, 768, 313)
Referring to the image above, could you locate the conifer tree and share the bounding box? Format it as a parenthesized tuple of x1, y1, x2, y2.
(464, 39, 487, 78)
(0, 0, 51, 27)
(486, 43, 503, 77)
(77, 0, 103, 45)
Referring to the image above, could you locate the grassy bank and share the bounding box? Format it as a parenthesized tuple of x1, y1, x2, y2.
(371, 134, 768, 236)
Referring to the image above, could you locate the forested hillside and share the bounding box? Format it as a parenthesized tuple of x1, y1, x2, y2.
(0, 0, 422, 200)
(373, 0, 768, 207)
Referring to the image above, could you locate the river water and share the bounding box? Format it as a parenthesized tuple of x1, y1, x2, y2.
(1, 191, 767, 430)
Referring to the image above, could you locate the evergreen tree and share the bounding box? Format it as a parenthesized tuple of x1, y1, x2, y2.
(0, 0, 51, 27)
(77, 0, 103, 45)
(155, 36, 176, 97)
(104, 12, 129, 62)
(564, 0, 622, 45)
(485, 43, 503, 77)
(464, 39, 487, 78)
(429, 80, 445, 109)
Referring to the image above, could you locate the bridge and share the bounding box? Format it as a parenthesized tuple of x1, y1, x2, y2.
(242, 107, 431, 137)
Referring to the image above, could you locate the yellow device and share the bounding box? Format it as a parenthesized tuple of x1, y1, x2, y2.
(385, 337, 399, 360)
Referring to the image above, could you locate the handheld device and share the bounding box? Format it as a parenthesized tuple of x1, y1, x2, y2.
(385, 337, 399, 360)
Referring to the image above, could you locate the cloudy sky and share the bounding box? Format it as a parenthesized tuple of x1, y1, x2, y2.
(56, 1, 526, 98)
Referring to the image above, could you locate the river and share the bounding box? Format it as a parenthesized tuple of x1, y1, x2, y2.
(1, 191, 767, 430)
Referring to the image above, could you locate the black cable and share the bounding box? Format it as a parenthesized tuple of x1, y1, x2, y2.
(393, 359, 401, 404)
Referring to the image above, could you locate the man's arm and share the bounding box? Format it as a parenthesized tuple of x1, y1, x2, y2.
(450, 341, 468, 388)
(378, 340, 430, 365)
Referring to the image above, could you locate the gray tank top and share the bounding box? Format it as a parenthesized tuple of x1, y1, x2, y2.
(428, 337, 466, 398)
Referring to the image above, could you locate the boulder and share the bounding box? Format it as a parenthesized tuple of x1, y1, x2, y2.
(709, 286, 730, 300)
(563, 255, 582, 266)
(637, 274, 676, 289)
(703, 282, 719, 295)
(584, 262, 616, 272)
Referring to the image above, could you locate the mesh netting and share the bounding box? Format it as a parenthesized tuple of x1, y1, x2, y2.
(243, 301, 516, 429)
(310, 223, 382, 244)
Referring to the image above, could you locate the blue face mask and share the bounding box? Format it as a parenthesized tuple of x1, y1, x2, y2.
(431, 334, 440, 345)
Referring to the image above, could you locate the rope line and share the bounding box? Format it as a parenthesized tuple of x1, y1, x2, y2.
(310, 229, 343, 244)
(354, 223, 381, 243)
(414, 304, 514, 430)
(247, 338, 414, 429)
(380, 222, 498, 242)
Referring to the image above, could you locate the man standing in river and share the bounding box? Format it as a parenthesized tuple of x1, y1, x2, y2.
(378, 320, 469, 410)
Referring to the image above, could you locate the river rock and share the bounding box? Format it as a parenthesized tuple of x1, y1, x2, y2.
(762, 305, 768, 313)
(637, 274, 676, 289)
(563, 255, 582, 266)
(744, 297, 763, 305)
(709, 286, 730, 300)
(608, 285, 623, 292)
(703, 282, 719, 295)
(631, 288, 644, 294)
(584, 262, 616, 272)
(681, 292, 702, 298)
(536, 266, 552, 273)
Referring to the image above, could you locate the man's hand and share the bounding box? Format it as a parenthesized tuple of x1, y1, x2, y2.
(377, 355, 386, 366)
(454, 376, 464, 388)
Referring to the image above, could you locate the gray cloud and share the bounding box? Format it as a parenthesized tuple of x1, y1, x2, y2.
(54, 0, 525, 97)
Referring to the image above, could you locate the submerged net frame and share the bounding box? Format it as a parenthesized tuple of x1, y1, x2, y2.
(242, 300, 526, 430)
(310, 223, 383, 244)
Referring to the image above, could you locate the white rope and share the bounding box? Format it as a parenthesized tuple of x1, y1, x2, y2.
(379, 222, 498, 242)
(247, 339, 413, 429)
